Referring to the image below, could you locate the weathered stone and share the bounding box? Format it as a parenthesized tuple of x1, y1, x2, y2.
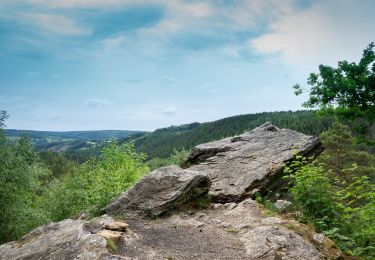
(312, 233, 326, 245)
(105, 165, 211, 217)
(186, 122, 322, 202)
(0, 216, 130, 260)
(100, 198, 333, 259)
(97, 230, 123, 242)
(274, 200, 292, 213)
(105, 221, 129, 231)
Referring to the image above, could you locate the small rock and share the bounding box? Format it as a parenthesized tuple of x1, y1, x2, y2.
(261, 217, 286, 225)
(105, 221, 129, 231)
(223, 203, 237, 210)
(213, 203, 223, 209)
(312, 233, 326, 245)
(274, 200, 292, 213)
(97, 230, 124, 242)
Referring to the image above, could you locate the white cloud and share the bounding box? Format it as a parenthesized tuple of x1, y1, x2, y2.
(250, 0, 375, 67)
(161, 76, 176, 85)
(35, 112, 62, 121)
(158, 106, 177, 116)
(82, 98, 113, 108)
(26, 71, 40, 77)
(21, 13, 90, 35)
(123, 112, 135, 116)
(207, 88, 224, 95)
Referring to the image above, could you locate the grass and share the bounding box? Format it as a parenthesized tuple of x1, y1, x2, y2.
(226, 227, 240, 235)
(191, 194, 212, 209)
(106, 238, 118, 253)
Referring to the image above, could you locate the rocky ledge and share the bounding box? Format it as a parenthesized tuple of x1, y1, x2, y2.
(0, 123, 343, 260)
(185, 122, 322, 202)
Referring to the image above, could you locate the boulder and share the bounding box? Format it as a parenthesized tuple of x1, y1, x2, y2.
(0, 216, 132, 260)
(105, 165, 211, 217)
(186, 122, 322, 202)
(274, 200, 292, 213)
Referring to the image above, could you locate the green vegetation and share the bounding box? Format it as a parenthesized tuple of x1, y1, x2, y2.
(0, 111, 147, 243)
(284, 125, 375, 257)
(255, 192, 277, 212)
(42, 142, 148, 220)
(106, 238, 118, 253)
(293, 42, 374, 119)
(284, 44, 375, 258)
(146, 148, 190, 171)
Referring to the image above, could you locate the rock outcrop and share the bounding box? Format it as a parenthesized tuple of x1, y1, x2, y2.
(106, 165, 211, 217)
(0, 216, 134, 260)
(0, 123, 342, 260)
(185, 122, 322, 202)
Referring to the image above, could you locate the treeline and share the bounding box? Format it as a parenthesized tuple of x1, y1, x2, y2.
(126, 110, 335, 159)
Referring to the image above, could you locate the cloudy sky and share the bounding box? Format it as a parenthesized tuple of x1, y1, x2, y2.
(1, 0, 374, 131)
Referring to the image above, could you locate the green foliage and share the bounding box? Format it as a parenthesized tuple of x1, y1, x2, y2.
(191, 194, 211, 209)
(39, 151, 77, 181)
(319, 122, 375, 184)
(146, 148, 190, 171)
(294, 42, 375, 116)
(254, 192, 277, 212)
(1, 111, 148, 243)
(284, 158, 338, 231)
(42, 142, 148, 220)
(0, 111, 50, 243)
(284, 122, 375, 257)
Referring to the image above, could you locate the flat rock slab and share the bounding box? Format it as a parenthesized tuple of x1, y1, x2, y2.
(112, 199, 325, 260)
(1, 201, 340, 260)
(105, 165, 211, 217)
(186, 122, 322, 202)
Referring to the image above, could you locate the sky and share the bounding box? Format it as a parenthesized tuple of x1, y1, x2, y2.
(0, 0, 374, 131)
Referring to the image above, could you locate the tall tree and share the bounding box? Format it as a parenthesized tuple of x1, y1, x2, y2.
(294, 42, 375, 118)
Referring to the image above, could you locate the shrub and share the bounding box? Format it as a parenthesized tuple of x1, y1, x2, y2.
(42, 142, 148, 221)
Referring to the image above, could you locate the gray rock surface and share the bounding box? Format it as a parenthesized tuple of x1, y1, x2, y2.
(105, 165, 211, 217)
(274, 199, 292, 213)
(110, 198, 326, 260)
(0, 215, 133, 260)
(186, 122, 322, 202)
(1, 199, 340, 260)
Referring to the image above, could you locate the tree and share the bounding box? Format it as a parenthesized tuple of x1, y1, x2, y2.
(294, 42, 375, 118)
(0, 111, 50, 243)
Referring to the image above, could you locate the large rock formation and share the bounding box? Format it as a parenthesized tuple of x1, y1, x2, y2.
(0, 123, 341, 259)
(185, 122, 322, 202)
(106, 165, 211, 217)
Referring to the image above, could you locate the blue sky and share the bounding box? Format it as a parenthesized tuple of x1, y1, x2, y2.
(1, 0, 374, 131)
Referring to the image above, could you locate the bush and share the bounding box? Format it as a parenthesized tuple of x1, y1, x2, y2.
(42, 142, 148, 220)
(284, 123, 375, 257)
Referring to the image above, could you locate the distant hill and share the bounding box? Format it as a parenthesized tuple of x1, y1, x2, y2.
(5, 129, 145, 161)
(5, 110, 335, 161)
(5, 129, 143, 141)
(121, 110, 335, 159)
